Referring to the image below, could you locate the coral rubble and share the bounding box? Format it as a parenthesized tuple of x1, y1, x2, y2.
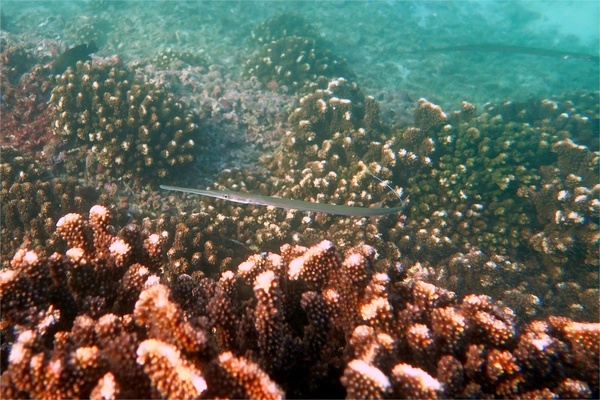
(1, 206, 598, 398)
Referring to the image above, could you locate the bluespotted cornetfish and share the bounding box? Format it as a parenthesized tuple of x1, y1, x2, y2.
(405, 44, 599, 62)
(159, 183, 405, 217)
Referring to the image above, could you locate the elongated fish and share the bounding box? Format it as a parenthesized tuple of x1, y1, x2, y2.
(160, 185, 405, 217)
(406, 44, 599, 62)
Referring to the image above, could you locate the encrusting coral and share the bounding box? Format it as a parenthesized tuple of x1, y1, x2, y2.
(1, 206, 598, 398)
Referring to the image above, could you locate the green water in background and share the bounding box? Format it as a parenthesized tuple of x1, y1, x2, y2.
(2, 0, 598, 111)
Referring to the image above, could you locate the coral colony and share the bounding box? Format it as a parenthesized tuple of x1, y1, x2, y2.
(50, 61, 200, 181)
(1, 11, 599, 399)
(1, 206, 598, 398)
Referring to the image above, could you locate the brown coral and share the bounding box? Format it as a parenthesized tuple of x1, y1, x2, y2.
(50, 60, 203, 182)
(207, 351, 284, 400)
(136, 339, 207, 398)
(2, 208, 599, 399)
(134, 284, 210, 353)
(1, 147, 100, 268)
(244, 37, 352, 94)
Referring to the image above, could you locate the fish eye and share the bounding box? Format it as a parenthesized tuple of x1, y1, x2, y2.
(222, 194, 230, 199)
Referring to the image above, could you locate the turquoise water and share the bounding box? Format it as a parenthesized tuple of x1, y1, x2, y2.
(2, 0, 598, 110)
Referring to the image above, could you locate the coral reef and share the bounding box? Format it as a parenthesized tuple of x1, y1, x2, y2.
(129, 78, 407, 282)
(389, 97, 599, 319)
(244, 36, 353, 94)
(0, 147, 100, 269)
(129, 47, 292, 171)
(249, 13, 323, 46)
(285, 77, 384, 155)
(166, 83, 597, 321)
(0, 43, 57, 162)
(245, 13, 353, 94)
(0, 38, 37, 85)
(483, 92, 599, 149)
(188, 78, 402, 252)
(1, 206, 598, 398)
(0, 205, 162, 398)
(50, 60, 203, 182)
(1, 9, 598, 397)
(143, 74, 598, 321)
(136, 204, 249, 281)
